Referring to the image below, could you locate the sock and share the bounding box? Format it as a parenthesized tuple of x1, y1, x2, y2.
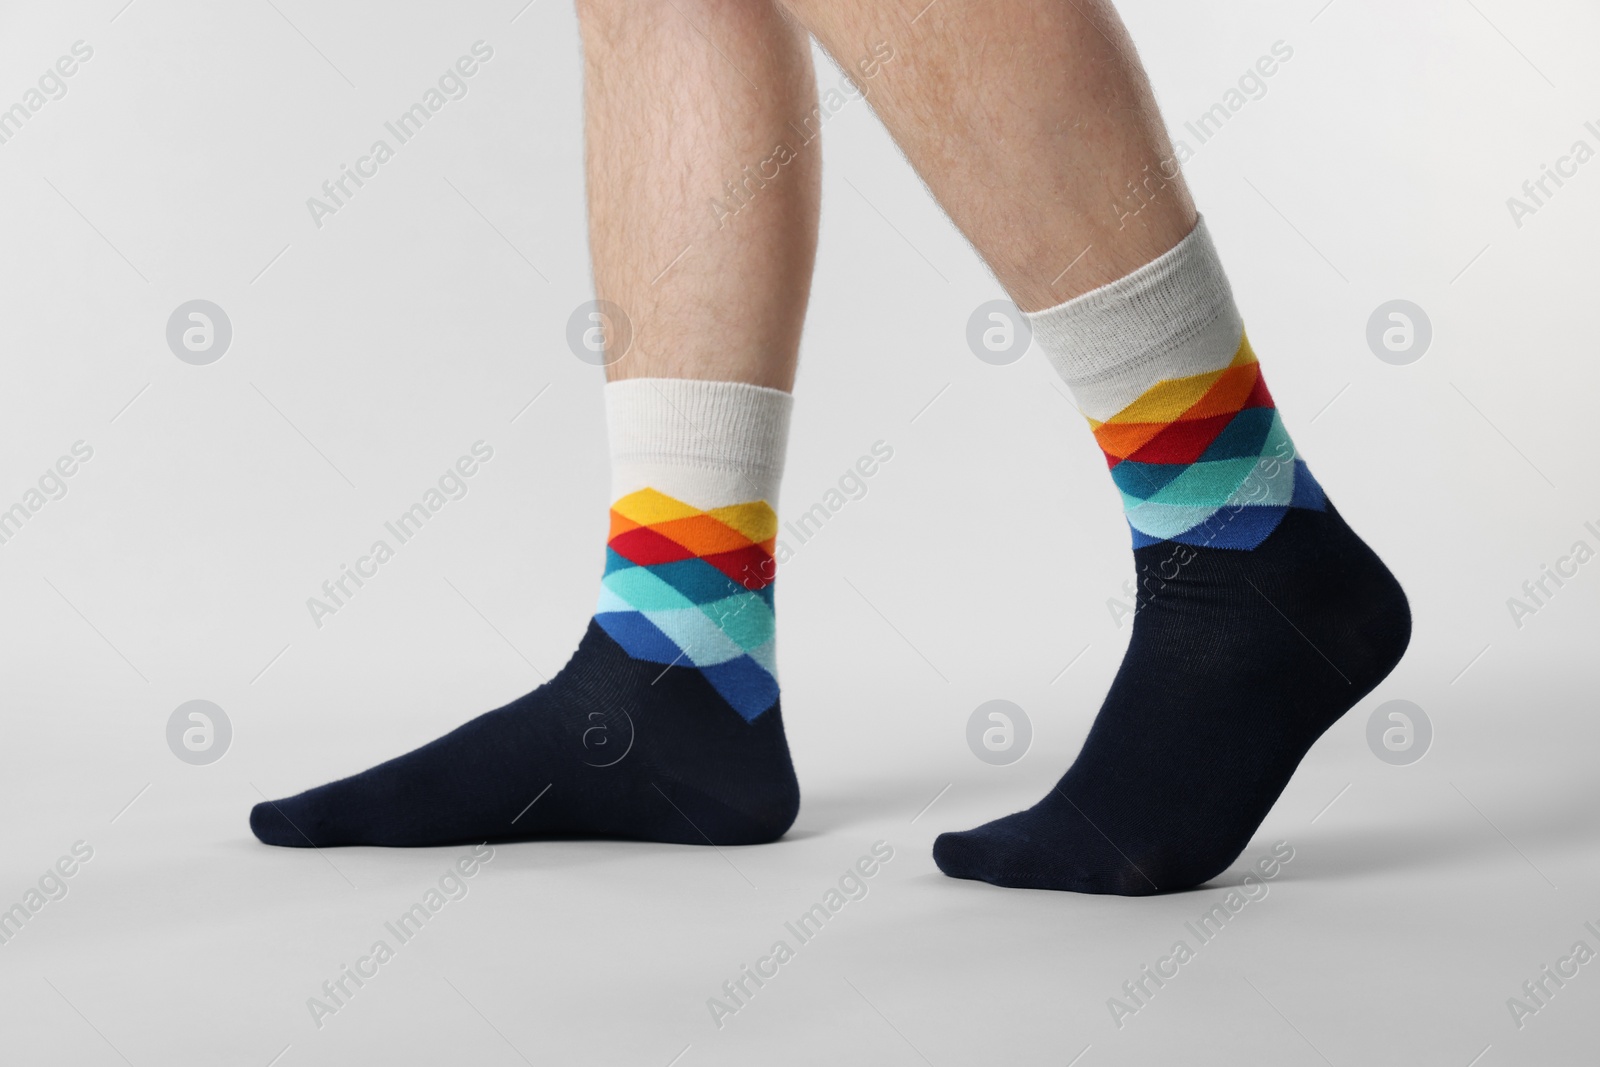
(933, 217, 1411, 893)
(251, 378, 800, 848)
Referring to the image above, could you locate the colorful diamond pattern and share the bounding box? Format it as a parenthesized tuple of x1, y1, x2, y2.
(1089, 332, 1326, 549)
(595, 488, 779, 720)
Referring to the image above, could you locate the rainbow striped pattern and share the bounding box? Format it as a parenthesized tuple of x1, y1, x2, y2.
(595, 488, 779, 721)
(1090, 333, 1325, 549)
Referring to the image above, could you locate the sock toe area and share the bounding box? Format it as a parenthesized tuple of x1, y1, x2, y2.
(933, 810, 1163, 894)
(250, 796, 319, 848)
(931, 829, 989, 882)
(931, 817, 1051, 887)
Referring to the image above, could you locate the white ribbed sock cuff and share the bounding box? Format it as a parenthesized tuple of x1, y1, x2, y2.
(1025, 216, 1244, 422)
(606, 378, 792, 507)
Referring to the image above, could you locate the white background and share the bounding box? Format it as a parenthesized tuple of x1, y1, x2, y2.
(0, 0, 1597, 1063)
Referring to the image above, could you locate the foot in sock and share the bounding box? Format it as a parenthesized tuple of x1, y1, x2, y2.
(251, 379, 801, 848)
(933, 219, 1411, 893)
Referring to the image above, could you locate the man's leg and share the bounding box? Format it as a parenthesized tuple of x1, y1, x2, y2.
(780, 0, 1410, 893)
(582, 0, 818, 387)
(251, 0, 821, 847)
(781, 0, 1194, 310)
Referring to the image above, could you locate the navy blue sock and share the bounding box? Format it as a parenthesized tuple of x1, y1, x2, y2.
(933, 504, 1409, 892)
(934, 219, 1410, 893)
(252, 378, 801, 849)
(250, 620, 799, 847)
